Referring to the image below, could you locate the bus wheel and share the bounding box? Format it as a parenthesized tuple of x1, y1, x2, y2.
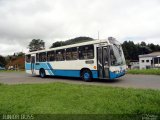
(81, 70, 92, 82)
(40, 69, 46, 78)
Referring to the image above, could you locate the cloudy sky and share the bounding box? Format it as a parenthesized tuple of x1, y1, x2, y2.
(0, 0, 160, 55)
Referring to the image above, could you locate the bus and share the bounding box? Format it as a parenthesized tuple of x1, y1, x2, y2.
(25, 37, 126, 81)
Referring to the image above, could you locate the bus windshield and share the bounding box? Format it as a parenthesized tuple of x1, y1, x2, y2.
(110, 44, 126, 66)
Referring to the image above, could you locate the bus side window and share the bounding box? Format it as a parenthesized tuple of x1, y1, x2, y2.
(66, 48, 72, 60)
(79, 45, 94, 60)
(87, 45, 94, 59)
(66, 47, 78, 60)
(56, 49, 65, 61)
(26, 55, 31, 63)
(39, 52, 46, 62)
(47, 51, 55, 61)
(36, 53, 39, 62)
(72, 47, 78, 60)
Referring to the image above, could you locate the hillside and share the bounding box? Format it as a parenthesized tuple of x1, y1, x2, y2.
(50, 36, 94, 48)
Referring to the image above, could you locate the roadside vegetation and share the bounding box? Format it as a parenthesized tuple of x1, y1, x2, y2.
(0, 70, 24, 72)
(0, 82, 159, 119)
(127, 69, 160, 75)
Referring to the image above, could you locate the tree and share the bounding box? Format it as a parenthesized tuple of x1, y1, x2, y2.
(122, 40, 156, 61)
(17, 52, 25, 57)
(50, 41, 65, 48)
(13, 52, 25, 57)
(137, 46, 152, 55)
(28, 39, 45, 52)
(122, 41, 139, 60)
(140, 41, 146, 46)
(0, 55, 6, 67)
(122, 41, 129, 60)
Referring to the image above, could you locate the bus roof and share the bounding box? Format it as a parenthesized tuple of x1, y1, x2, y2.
(26, 38, 120, 55)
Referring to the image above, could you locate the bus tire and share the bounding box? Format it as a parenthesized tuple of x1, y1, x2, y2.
(40, 69, 46, 78)
(81, 69, 92, 82)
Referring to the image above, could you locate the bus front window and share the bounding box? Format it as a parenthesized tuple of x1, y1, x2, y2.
(110, 44, 125, 66)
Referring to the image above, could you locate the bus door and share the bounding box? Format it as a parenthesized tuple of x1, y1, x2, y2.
(31, 54, 36, 75)
(97, 47, 109, 79)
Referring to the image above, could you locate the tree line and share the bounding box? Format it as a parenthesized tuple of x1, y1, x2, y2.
(122, 41, 160, 60)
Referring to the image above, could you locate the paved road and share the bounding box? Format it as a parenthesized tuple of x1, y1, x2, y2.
(0, 72, 160, 90)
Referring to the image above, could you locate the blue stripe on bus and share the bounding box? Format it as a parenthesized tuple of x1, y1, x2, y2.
(46, 63, 54, 75)
(52, 70, 80, 77)
(25, 63, 98, 78)
(47, 68, 53, 75)
(47, 63, 53, 69)
(49, 69, 98, 78)
(25, 63, 31, 70)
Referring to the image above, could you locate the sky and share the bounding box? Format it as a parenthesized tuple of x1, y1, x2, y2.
(0, 0, 160, 55)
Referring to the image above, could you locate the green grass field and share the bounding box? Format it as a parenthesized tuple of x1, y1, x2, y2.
(127, 69, 160, 75)
(0, 83, 160, 118)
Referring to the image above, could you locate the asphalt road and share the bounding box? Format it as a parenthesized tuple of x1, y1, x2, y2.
(0, 72, 160, 90)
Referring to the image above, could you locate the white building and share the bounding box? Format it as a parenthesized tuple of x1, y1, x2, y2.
(129, 60, 139, 69)
(139, 52, 160, 69)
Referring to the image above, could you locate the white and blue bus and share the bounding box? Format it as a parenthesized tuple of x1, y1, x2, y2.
(25, 37, 126, 81)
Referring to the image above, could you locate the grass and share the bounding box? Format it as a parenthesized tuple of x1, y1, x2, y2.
(0, 83, 159, 118)
(127, 69, 160, 75)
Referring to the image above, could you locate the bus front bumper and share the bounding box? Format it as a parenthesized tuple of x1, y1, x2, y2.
(109, 70, 126, 79)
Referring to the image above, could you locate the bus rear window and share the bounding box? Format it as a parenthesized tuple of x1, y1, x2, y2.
(25, 55, 31, 63)
(79, 45, 94, 60)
